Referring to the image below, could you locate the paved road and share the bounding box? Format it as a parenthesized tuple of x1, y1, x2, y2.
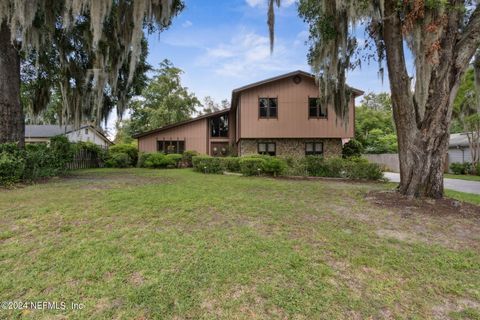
(384, 172, 480, 195)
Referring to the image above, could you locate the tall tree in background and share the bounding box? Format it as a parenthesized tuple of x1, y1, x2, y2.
(269, 0, 480, 198)
(126, 59, 201, 135)
(0, 0, 184, 146)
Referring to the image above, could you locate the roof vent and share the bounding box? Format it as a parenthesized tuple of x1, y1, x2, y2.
(293, 75, 302, 84)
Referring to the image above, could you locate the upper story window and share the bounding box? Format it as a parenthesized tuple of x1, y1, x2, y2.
(309, 98, 327, 118)
(210, 114, 229, 137)
(85, 128, 89, 134)
(259, 98, 277, 118)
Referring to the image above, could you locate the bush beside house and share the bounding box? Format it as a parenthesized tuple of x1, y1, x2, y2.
(192, 154, 382, 180)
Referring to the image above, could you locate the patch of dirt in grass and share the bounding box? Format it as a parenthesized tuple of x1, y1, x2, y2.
(365, 191, 480, 250)
(62, 173, 174, 190)
(367, 191, 480, 218)
(432, 298, 480, 320)
(129, 272, 145, 286)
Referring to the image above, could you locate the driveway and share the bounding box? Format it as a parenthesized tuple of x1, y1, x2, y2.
(384, 172, 480, 195)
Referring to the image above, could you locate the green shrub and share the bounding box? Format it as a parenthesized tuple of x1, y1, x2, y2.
(281, 155, 307, 176)
(239, 157, 266, 176)
(76, 141, 107, 163)
(137, 152, 152, 168)
(108, 144, 138, 166)
(49, 135, 75, 173)
(166, 154, 182, 168)
(105, 152, 131, 168)
(262, 157, 287, 176)
(477, 163, 480, 176)
(304, 156, 344, 177)
(181, 150, 199, 167)
(23, 144, 60, 179)
(0, 151, 25, 186)
(192, 156, 223, 174)
(342, 139, 364, 158)
(343, 159, 383, 180)
(450, 162, 471, 175)
(222, 157, 241, 172)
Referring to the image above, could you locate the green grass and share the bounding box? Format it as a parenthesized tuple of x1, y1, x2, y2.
(446, 189, 480, 205)
(0, 169, 479, 319)
(445, 174, 480, 182)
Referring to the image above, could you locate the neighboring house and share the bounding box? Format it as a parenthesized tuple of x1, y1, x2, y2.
(134, 71, 363, 157)
(448, 132, 474, 164)
(25, 125, 113, 148)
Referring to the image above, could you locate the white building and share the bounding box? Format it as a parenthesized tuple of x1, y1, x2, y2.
(25, 125, 113, 148)
(448, 133, 473, 164)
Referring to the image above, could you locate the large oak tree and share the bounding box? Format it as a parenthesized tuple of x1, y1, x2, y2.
(269, 0, 480, 198)
(0, 0, 183, 146)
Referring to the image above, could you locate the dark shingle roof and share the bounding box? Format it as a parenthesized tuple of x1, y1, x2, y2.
(25, 125, 73, 138)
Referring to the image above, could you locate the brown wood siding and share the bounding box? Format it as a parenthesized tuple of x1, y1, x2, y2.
(138, 119, 208, 154)
(238, 75, 354, 139)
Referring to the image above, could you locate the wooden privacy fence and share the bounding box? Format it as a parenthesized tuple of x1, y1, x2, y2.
(67, 149, 103, 170)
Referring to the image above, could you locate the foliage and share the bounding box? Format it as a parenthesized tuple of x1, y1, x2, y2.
(222, 157, 241, 173)
(181, 150, 199, 167)
(200, 96, 230, 115)
(4, 0, 184, 128)
(140, 153, 178, 169)
(127, 60, 201, 135)
(239, 158, 267, 176)
(261, 157, 287, 176)
(0, 149, 25, 186)
(450, 162, 473, 175)
(192, 156, 224, 174)
(342, 139, 364, 158)
(166, 154, 183, 168)
(302, 156, 383, 180)
(108, 144, 138, 167)
(355, 96, 397, 154)
(105, 153, 132, 168)
(0, 137, 75, 185)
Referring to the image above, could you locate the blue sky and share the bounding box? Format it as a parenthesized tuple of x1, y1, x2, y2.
(107, 0, 394, 134)
(147, 0, 392, 101)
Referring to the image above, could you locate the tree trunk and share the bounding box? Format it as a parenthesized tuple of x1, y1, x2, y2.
(0, 22, 24, 147)
(382, 0, 467, 198)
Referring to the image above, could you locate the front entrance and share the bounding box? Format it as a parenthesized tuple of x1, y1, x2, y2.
(210, 142, 229, 157)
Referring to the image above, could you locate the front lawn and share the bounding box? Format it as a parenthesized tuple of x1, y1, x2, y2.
(0, 169, 479, 319)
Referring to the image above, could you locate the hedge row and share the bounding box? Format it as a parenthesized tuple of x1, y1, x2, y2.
(192, 155, 287, 176)
(137, 150, 199, 169)
(0, 136, 75, 186)
(192, 155, 383, 180)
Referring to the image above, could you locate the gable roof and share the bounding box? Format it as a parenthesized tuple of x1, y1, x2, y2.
(25, 124, 113, 145)
(25, 125, 73, 138)
(132, 108, 230, 139)
(230, 70, 364, 111)
(449, 133, 471, 148)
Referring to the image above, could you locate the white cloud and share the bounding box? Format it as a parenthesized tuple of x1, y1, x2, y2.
(197, 28, 306, 79)
(245, 0, 296, 7)
(182, 20, 193, 28)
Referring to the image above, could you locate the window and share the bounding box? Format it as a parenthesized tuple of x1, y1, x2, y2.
(305, 142, 323, 156)
(308, 98, 327, 118)
(258, 142, 276, 156)
(210, 114, 229, 137)
(85, 128, 89, 134)
(157, 140, 185, 154)
(259, 98, 278, 118)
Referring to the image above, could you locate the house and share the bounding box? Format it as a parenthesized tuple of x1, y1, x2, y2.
(25, 124, 113, 148)
(448, 132, 475, 164)
(134, 71, 363, 157)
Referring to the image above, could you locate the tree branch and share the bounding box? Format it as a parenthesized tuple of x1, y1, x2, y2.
(455, 5, 480, 68)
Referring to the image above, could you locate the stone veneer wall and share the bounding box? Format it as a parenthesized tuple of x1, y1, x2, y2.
(239, 138, 343, 158)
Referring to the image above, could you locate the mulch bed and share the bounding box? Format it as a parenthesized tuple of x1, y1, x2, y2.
(366, 190, 480, 218)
